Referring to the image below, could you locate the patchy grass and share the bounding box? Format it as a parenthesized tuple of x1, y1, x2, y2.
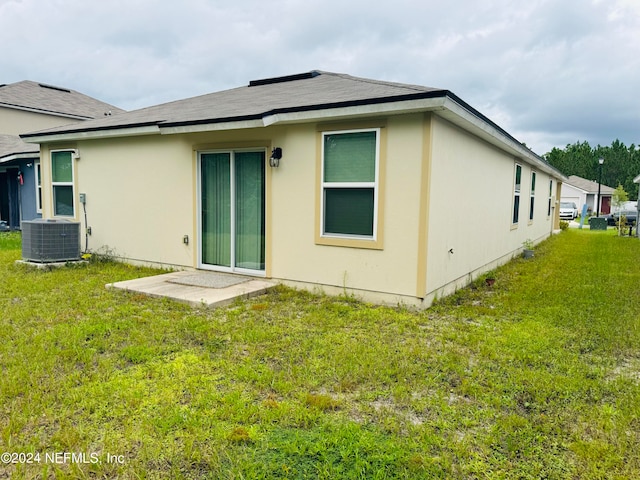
(0, 229, 639, 479)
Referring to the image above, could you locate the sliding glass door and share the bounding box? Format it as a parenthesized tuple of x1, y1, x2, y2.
(200, 150, 265, 273)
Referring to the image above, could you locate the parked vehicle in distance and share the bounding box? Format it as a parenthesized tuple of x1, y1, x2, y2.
(603, 210, 637, 227)
(0, 220, 10, 232)
(559, 202, 578, 220)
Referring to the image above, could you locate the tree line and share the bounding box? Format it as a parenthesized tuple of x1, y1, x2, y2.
(544, 140, 640, 200)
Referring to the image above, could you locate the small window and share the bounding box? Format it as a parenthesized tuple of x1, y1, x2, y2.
(513, 164, 522, 224)
(547, 180, 553, 217)
(529, 171, 536, 221)
(51, 151, 75, 216)
(35, 162, 42, 213)
(321, 129, 379, 239)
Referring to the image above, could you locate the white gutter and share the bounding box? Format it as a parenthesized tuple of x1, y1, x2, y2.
(158, 97, 449, 135)
(22, 125, 162, 144)
(0, 152, 39, 163)
(0, 102, 93, 121)
(160, 119, 266, 135)
(260, 97, 448, 126)
(257, 96, 565, 180)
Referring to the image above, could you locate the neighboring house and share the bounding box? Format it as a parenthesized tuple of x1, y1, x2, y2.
(0, 80, 123, 229)
(0, 134, 39, 229)
(561, 175, 614, 216)
(22, 71, 566, 307)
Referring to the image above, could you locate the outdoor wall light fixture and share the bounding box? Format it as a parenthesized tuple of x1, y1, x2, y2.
(269, 147, 282, 168)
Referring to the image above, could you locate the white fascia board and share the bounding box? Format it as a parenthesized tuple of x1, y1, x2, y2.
(0, 103, 91, 121)
(159, 119, 266, 135)
(21, 125, 161, 144)
(261, 97, 448, 126)
(159, 99, 448, 134)
(0, 152, 39, 163)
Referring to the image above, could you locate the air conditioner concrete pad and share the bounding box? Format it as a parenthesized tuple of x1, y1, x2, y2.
(15, 259, 87, 269)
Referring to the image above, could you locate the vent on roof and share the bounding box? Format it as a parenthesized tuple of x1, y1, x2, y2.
(249, 71, 320, 87)
(38, 83, 71, 93)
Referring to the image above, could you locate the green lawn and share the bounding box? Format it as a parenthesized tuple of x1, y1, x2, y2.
(0, 230, 639, 479)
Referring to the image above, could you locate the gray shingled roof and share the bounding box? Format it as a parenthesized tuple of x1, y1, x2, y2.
(0, 80, 124, 120)
(17, 71, 566, 181)
(22, 71, 446, 137)
(566, 175, 615, 194)
(0, 134, 39, 162)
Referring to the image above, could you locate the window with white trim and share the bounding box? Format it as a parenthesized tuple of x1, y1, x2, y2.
(321, 129, 379, 239)
(529, 171, 536, 221)
(513, 164, 522, 224)
(51, 150, 75, 216)
(35, 162, 42, 213)
(547, 180, 553, 217)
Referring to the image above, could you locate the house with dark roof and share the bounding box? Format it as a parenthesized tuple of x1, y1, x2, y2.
(22, 71, 566, 306)
(0, 81, 123, 229)
(560, 175, 615, 216)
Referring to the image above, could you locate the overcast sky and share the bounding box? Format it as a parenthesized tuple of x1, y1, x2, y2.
(1, 0, 638, 155)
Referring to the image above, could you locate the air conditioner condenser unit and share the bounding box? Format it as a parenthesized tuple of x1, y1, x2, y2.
(22, 219, 81, 263)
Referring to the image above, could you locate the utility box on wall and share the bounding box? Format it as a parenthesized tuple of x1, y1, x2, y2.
(22, 219, 81, 263)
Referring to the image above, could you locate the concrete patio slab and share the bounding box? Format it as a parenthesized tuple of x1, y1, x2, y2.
(106, 270, 277, 308)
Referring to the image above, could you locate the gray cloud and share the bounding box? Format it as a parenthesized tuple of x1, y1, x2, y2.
(1, 0, 638, 154)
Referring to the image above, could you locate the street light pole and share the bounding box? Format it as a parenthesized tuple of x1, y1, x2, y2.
(597, 157, 604, 217)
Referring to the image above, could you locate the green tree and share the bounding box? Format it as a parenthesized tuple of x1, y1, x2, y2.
(611, 184, 629, 236)
(545, 140, 640, 200)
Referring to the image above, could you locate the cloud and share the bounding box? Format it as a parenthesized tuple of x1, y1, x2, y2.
(1, 0, 639, 154)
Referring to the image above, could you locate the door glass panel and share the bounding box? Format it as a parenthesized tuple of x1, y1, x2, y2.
(235, 152, 265, 270)
(201, 153, 231, 267)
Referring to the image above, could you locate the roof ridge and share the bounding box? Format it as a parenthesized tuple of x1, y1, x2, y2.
(320, 71, 437, 93)
(248, 71, 321, 87)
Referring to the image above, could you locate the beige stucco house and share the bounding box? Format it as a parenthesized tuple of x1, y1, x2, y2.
(22, 71, 566, 307)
